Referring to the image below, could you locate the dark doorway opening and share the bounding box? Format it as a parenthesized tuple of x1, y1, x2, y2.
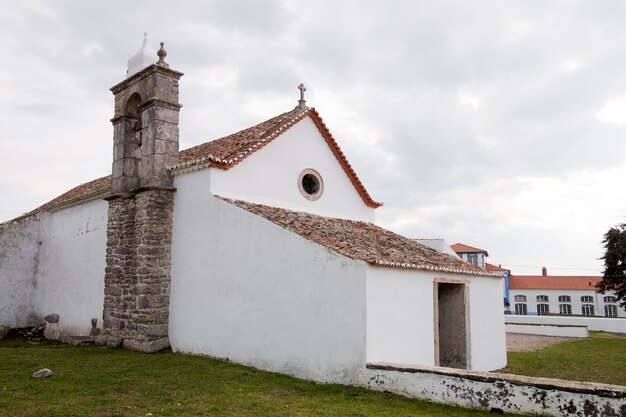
(436, 283, 468, 369)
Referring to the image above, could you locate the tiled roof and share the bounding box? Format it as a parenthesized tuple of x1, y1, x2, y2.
(486, 263, 510, 272)
(4, 106, 382, 225)
(174, 106, 381, 208)
(451, 243, 489, 256)
(4, 176, 111, 224)
(220, 196, 500, 277)
(509, 275, 602, 290)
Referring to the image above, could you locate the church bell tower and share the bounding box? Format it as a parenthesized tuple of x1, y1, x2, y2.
(99, 34, 183, 352)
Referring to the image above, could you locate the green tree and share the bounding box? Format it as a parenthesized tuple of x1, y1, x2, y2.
(598, 223, 626, 308)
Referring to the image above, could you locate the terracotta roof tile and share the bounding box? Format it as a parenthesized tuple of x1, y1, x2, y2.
(485, 263, 510, 272)
(4, 176, 111, 224)
(5, 106, 382, 223)
(220, 196, 499, 277)
(509, 275, 602, 290)
(175, 107, 381, 208)
(451, 243, 489, 256)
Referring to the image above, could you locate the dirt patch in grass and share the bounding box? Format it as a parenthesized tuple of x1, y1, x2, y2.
(506, 333, 573, 352)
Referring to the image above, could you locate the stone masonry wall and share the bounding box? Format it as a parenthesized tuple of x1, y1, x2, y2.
(102, 188, 174, 352)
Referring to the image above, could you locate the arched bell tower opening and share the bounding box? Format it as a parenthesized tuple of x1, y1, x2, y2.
(100, 38, 184, 353)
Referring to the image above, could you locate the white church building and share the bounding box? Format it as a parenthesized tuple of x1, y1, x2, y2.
(0, 38, 506, 385)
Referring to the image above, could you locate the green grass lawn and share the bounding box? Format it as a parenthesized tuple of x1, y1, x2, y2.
(0, 339, 509, 417)
(500, 332, 626, 386)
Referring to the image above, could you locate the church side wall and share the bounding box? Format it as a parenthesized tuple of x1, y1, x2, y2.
(467, 276, 507, 371)
(366, 267, 436, 366)
(210, 117, 375, 222)
(169, 170, 368, 384)
(0, 216, 42, 328)
(35, 199, 107, 336)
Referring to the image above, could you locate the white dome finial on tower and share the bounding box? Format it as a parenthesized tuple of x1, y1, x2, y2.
(126, 33, 157, 78)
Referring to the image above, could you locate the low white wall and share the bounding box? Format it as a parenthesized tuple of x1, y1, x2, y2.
(35, 199, 108, 336)
(506, 323, 588, 338)
(0, 216, 42, 328)
(170, 170, 368, 384)
(366, 363, 626, 417)
(505, 315, 626, 334)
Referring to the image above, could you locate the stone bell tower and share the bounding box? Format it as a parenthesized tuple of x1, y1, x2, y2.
(99, 34, 183, 352)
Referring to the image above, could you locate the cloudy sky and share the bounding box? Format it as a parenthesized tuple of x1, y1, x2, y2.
(1, 1, 625, 275)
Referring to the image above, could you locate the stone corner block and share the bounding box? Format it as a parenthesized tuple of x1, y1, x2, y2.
(123, 337, 170, 353)
(94, 335, 124, 348)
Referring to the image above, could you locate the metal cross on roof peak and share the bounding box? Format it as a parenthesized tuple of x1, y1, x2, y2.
(297, 83, 307, 109)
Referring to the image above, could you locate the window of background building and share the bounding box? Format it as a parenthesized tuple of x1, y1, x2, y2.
(559, 304, 572, 315)
(604, 295, 617, 303)
(514, 295, 527, 302)
(466, 253, 478, 266)
(537, 304, 550, 315)
(581, 295, 593, 303)
(537, 295, 549, 302)
(515, 303, 527, 315)
(582, 304, 594, 316)
(605, 304, 618, 317)
(558, 295, 571, 303)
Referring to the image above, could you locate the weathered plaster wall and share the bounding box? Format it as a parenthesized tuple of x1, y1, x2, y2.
(170, 169, 368, 384)
(0, 216, 42, 327)
(366, 267, 436, 366)
(467, 276, 507, 371)
(210, 116, 375, 222)
(35, 199, 107, 336)
(366, 364, 626, 417)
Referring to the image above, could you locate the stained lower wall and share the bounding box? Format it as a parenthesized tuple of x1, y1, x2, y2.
(366, 363, 626, 417)
(0, 216, 42, 328)
(169, 169, 368, 384)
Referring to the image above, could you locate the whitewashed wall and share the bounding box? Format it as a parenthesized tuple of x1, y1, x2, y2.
(210, 116, 376, 222)
(366, 267, 436, 366)
(35, 199, 108, 336)
(467, 275, 507, 371)
(170, 170, 368, 384)
(0, 216, 42, 328)
(366, 267, 506, 372)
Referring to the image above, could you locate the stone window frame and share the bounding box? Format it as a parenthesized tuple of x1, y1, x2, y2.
(298, 168, 324, 201)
